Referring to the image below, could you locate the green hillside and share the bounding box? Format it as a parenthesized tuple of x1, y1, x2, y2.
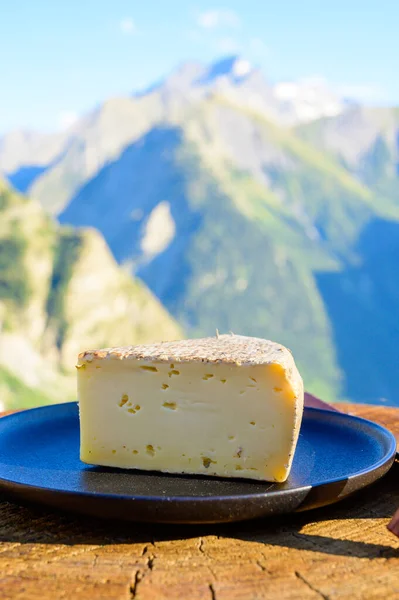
(0, 365, 54, 410)
(0, 179, 181, 409)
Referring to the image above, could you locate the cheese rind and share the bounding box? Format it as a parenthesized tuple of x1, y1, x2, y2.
(78, 335, 304, 482)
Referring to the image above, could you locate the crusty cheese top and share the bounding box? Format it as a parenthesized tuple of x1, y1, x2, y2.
(78, 334, 296, 369)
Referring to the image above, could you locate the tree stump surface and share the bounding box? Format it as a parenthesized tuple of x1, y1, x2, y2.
(0, 403, 398, 600)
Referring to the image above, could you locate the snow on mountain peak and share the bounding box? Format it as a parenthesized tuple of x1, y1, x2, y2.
(197, 55, 254, 85)
(274, 78, 344, 123)
(231, 58, 253, 78)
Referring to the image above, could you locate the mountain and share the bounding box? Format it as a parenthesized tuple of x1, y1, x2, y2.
(0, 129, 67, 173)
(317, 217, 399, 403)
(296, 106, 399, 199)
(0, 56, 350, 215)
(0, 129, 70, 193)
(0, 179, 181, 409)
(1, 56, 399, 405)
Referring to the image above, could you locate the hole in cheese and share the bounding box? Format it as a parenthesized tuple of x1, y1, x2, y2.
(168, 369, 180, 377)
(118, 394, 129, 407)
(163, 402, 177, 410)
(146, 445, 155, 456)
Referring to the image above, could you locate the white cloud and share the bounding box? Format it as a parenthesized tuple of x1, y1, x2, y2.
(216, 36, 240, 54)
(120, 18, 136, 35)
(197, 9, 240, 29)
(58, 111, 78, 131)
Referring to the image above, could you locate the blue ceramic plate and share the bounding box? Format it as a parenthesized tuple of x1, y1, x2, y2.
(0, 403, 395, 524)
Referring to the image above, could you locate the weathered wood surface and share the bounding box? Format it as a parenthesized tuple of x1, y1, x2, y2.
(0, 403, 398, 600)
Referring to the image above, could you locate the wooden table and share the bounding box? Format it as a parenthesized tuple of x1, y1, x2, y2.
(0, 404, 398, 600)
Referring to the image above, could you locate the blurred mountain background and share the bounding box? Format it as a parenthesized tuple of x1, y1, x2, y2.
(1, 3, 398, 408)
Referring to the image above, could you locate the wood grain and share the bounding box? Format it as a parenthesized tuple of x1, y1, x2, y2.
(0, 404, 399, 599)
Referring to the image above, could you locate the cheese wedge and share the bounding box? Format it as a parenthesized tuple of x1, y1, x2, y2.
(77, 334, 304, 482)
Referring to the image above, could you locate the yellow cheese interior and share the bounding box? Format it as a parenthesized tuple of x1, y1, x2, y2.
(78, 359, 303, 482)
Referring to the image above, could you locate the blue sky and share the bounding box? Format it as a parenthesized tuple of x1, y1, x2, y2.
(0, 0, 397, 133)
